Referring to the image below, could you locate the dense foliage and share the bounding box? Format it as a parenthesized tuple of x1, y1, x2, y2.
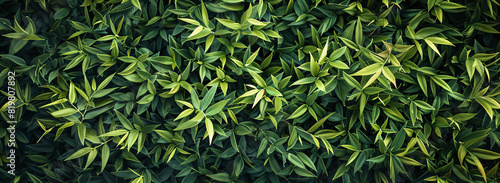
(1, 0, 500, 182)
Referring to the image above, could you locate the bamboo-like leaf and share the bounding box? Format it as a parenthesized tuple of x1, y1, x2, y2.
(288, 104, 308, 119)
(351, 63, 383, 76)
(65, 147, 92, 161)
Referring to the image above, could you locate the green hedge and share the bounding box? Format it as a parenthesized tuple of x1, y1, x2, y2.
(1, 0, 500, 182)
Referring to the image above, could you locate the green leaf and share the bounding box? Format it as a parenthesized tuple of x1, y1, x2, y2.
(367, 154, 386, 163)
(294, 167, 317, 178)
(191, 88, 200, 109)
(179, 18, 201, 26)
(97, 73, 115, 91)
(247, 18, 268, 26)
(51, 108, 78, 118)
(473, 23, 500, 34)
(64, 54, 85, 70)
(137, 94, 154, 104)
(424, 37, 454, 46)
(206, 99, 230, 116)
(363, 69, 382, 89)
(391, 128, 406, 152)
(265, 86, 282, 96)
(424, 38, 441, 57)
(154, 130, 173, 142)
(382, 67, 396, 86)
(344, 72, 362, 90)
(339, 37, 358, 50)
(310, 60, 320, 77)
(351, 63, 383, 76)
(438, 1, 466, 10)
(175, 108, 195, 121)
(65, 147, 92, 161)
(417, 72, 428, 97)
(186, 26, 211, 41)
(330, 46, 347, 61)
(333, 163, 350, 180)
(253, 89, 265, 108)
(84, 149, 97, 169)
(54, 8, 70, 19)
(291, 77, 316, 86)
(430, 76, 453, 92)
(222, 0, 244, 3)
(246, 48, 260, 65)
(287, 153, 306, 169)
(0, 54, 26, 66)
(470, 153, 487, 182)
(101, 144, 109, 172)
(99, 129, 129, 137)
(200, 0, 210, 27)
(200, 86, 217, 111)
(131, 0, 141, 10)
(330, 61, 350, 69)
(216, 18, 241, 30)
(315, 80, 326, 92)
(174, 112, 204, 131)
(297, 152, 317, 172)
(248, 70, 266, 88)
(413, 100, 435, 110)
(308, 112, 335, 132)
(318, 37, 329, 64)
(257, 138, 267, 157)
(288, 104, 308, 119)
(77, 123, 86, 145)
(399, 156, 424, 166)
(470, 148, 500, 160)
(207, 173, 230, 182)
(355, 18, 363, 45)
(55, 122, 75, 140)
(205, 118, 214, 144)
(115, 110, 134, 130)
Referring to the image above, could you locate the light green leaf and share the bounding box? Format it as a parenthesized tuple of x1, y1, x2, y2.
(288, 104, 308, 119)
(318, 37, 329, 64)
(0, 54, 26, 66)
(216, 18, 241, 30)
(179, 18, 201, 26)
(51, 108, 78, 118)
(291, 77, 316, 86)
(308, 112, 335, 132)
(131, 0, 141, 10)
(65, 147, 93, 161)
(248, 70, 267, 88)
(297, 152, 317, 172)
(265, 86, 282, 96)
(77, 123, 86, 145)
(473, 23, 500, 34)
(99, 129, 129, 137)
(424, 37, 454, 46)
(200, 86, 217, 111)
(430, 75, 453, 92)
(288, 153, 306, 169)
(246, 48, 260, 65)
(174, 112, 204, 131)
(205, 118, 214, 144)
(175, 108, 195, 121)
(101, 144, 109, 172)
(206, 99, 230, 116)
(351, 63, 383, 76)
(424, 38, 441, 57)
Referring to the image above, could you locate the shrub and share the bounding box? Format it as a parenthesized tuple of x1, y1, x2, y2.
(1, 0, 500, 182)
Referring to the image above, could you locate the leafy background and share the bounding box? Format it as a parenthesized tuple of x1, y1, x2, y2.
(1, 0, 500, 182)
